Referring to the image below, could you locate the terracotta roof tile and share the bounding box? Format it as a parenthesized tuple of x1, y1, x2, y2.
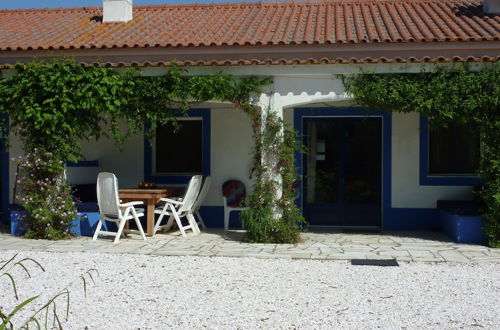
(1, 54, 498, 69)
(0, 0, 498, 52)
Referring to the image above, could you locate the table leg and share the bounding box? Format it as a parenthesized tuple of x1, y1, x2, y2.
(147, 200, 155, 237)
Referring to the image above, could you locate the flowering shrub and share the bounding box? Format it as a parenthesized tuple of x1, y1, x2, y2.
(15, 148, 77, 240)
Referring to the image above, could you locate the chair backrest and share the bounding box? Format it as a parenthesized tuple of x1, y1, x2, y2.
(222, 180, 246, 207)
(96, 172, 121, 218)
(192, 176, 211, 211)
(178, 175, 203, 213)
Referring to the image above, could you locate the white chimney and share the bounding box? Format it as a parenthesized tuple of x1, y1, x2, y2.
(483, 0, 500, 14)
(103, 0, 133, 23)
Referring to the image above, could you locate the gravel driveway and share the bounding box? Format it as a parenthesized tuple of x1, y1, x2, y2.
(1, 250, 499, 329)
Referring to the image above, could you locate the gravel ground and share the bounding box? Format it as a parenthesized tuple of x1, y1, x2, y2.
(1, 250, 499, 329)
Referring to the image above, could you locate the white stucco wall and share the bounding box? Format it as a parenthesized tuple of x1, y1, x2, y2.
(78, 130, 144, 189)
(205, 106, 254, 206)
(51, 105, 253, 207)
(391, 112, 473, 208)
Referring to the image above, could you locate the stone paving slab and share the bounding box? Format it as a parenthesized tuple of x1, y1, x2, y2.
(0, 229, 499, 264)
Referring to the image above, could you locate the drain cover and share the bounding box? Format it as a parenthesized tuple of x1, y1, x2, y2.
(351, 259, 399, 267)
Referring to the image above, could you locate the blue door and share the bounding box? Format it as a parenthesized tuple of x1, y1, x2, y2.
(302, 117, 382, 227)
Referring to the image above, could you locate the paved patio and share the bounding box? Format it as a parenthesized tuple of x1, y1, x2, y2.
(1, 229, 499, 263)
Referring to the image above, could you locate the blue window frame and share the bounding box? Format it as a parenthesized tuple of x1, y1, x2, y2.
(144, 109, 211, 184)
(419, 116, 482, 186)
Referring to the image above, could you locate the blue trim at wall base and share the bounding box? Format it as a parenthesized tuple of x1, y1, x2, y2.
(10, 207, 465, 236)
(198, 206, 223, 228)
(201, 206, 444, 231)
(10, 210, 111, 237)
(199, 206, 244, 229)
(9, 206, 240, 236)
(384, 208, 440, 231)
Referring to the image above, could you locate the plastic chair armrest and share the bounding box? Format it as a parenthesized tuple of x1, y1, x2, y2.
(158, 198, 183, 205)
(120, 201, 144, 207)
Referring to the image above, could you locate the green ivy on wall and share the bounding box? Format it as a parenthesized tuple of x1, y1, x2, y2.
(342, 64, 500, 247)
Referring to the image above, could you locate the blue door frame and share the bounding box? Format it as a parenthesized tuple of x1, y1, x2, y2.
(294, 108, 392, 229)
(1, 116, 9, 223)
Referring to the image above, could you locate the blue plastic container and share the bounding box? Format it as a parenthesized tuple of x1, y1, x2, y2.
(440, 210, 487, 244)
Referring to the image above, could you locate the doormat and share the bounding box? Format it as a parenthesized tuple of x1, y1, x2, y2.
(351, 259, 399, 267)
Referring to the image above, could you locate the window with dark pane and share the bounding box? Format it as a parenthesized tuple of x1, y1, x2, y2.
(155, 120, 203, 174)
(429, 123, 480, 175)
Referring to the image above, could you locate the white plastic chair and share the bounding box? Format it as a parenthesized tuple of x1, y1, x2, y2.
(153, 175, 202, 237)
(93, 172, 146, 244)
(222, 180, 249, 231)
(192, 176, 211, 229)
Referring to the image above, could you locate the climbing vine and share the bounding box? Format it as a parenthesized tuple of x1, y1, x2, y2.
(241, 107, 306, 244)
(0, 58, 305, 243)
(342, 64, 500, 247)
(0, 58, 270, 239)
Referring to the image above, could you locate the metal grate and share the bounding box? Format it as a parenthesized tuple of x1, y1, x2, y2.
(351, 259, 399, 267)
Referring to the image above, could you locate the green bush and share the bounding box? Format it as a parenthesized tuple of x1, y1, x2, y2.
(480, 121, 500, 248)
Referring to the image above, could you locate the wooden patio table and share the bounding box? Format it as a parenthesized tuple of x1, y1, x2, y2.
(119, 188, 184, 237)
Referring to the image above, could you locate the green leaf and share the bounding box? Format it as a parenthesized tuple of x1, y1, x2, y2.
(0, 296, 39, 330)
